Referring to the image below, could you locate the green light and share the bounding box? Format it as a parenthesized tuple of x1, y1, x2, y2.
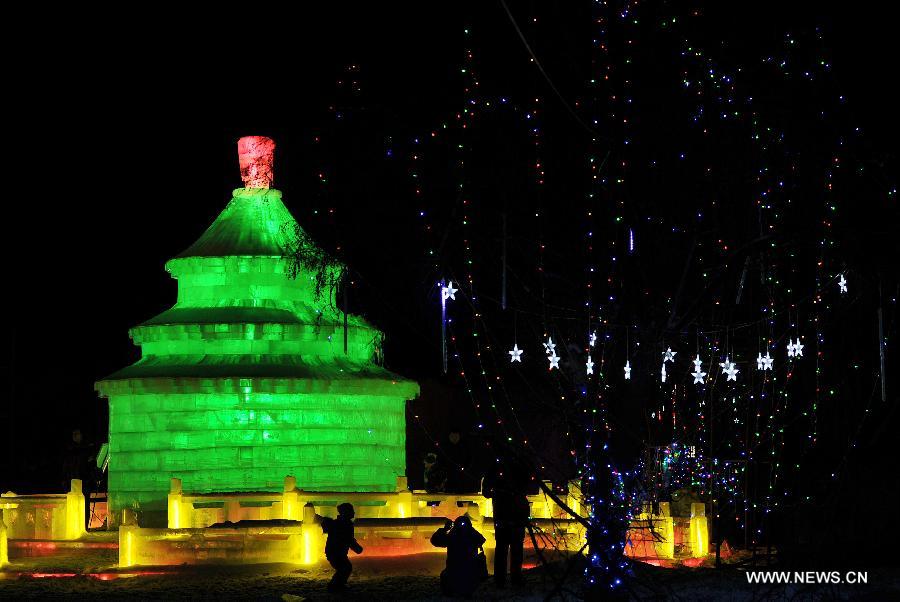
(97, 187, 418, 523)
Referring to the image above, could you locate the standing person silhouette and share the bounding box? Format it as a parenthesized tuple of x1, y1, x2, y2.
(483, 453, 531, 588)
(430, 514, 487, 597)
(320, 503, 363, 592)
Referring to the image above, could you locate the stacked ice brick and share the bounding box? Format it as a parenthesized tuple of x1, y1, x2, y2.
(96, 137, 418, 523)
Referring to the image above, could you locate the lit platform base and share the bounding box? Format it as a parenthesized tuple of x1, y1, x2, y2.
(118, 517, 582, 568)
(624, 502, 708, 561)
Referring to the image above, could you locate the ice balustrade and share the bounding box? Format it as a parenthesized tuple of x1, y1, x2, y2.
(116, 475, 585, 567)
(0, 480, 86, 542)
(624, 501, 708, 560)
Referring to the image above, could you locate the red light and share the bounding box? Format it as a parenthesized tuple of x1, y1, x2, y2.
(237, 136, 276, 189)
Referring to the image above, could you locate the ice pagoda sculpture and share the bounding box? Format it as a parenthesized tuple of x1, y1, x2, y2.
(96, 136, 419, 525)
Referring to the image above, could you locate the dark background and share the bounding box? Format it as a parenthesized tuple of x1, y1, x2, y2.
(2, 2, 897, 564)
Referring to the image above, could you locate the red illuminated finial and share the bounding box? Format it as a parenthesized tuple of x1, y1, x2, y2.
(238, 136, 276, 189)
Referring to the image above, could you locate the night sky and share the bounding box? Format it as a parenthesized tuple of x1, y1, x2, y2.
(3, 0, 897, 535)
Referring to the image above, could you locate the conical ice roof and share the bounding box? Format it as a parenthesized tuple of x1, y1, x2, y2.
(175, 188, 300, 258)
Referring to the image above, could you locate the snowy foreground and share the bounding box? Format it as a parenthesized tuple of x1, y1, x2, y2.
(1, 538, 898, 600)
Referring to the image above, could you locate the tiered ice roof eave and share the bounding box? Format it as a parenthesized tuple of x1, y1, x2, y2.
(96, 186, 418, 401)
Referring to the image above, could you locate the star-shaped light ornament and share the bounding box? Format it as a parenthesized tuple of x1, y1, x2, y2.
(624, 360, 632, 380)
(508, 344, 523, 363)
(663, 347, 677, 363)
(548, 352, 560, 370)
(586, 356, 594, 375)
(692, 354, 703, 372)
(724, 361, 739, 382)
(589, 331, 597, 348)
(719, 357, 732, 374)
(792, 338, 804, 357)
(661, 362, 667, 383)
(441, 281, 458, 302)
(838, 274, 848, 294)
(757, 351, 773, 371)
(691, 367, 707, 385)
(542, 337, 556, 355)
(787, 340, 796, 358)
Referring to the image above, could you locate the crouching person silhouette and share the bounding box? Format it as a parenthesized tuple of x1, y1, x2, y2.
(321, 503, 363, 592)
(430, 514, 487, 598)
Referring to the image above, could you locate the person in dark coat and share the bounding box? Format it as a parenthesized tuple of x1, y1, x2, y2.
(431, 514, 487, 597)
(483, 455, 532, 588)
(321, 503, 363, 592)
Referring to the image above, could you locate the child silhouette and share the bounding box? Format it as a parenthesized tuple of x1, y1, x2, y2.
(321, 502, 363, 592)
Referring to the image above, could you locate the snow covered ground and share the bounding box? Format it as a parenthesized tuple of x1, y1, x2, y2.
(1, 536, 898, 600)
(0, 536, 577, 600)
(0, 550, 563, 601)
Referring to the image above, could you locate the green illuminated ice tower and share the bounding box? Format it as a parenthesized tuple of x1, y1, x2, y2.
(96, 136, 419, 523)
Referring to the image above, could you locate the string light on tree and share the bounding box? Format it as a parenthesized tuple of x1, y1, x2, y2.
(391, 9, 895, 593)
(439, 280, 457, 374)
